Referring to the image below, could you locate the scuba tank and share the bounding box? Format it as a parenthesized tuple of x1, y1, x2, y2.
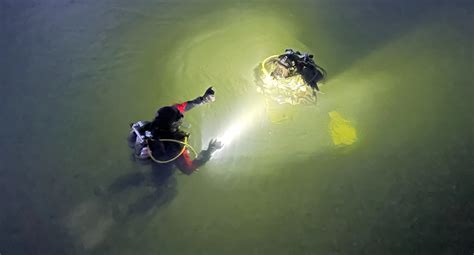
(128, 121, 152, 159)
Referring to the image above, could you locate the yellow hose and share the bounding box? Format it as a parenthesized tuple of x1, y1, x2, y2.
(261, 55, 279, 77)
(147, 137, 198, 164)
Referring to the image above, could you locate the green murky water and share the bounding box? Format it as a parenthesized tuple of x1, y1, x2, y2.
(1, 0, 472, 254)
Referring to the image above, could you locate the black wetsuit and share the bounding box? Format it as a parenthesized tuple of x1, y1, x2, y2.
(140, 96, 212, 175)
(278, 51, 324, 91)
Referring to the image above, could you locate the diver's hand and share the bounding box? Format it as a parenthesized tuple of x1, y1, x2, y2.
(202, 86, 216, 103)
(207, 138, 223, 153)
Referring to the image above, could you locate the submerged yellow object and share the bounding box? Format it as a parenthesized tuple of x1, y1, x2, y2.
(329, 111, 357, 146)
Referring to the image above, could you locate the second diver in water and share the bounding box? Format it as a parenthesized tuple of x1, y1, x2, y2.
(128, 87, 223, 174)
(271, 48, 326, 92)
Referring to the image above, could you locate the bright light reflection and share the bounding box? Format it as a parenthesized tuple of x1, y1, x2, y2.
(213, 101, 266, 155)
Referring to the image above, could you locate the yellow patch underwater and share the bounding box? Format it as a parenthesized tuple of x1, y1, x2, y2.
(328, 111, 357, 146)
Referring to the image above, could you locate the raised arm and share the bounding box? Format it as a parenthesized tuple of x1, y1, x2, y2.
(173, 87, 215, 113)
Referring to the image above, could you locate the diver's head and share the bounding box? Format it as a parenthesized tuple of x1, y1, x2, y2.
(156, 106, 184, 131)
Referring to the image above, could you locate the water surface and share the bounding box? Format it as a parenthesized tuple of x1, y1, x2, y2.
(1, 0, 472, 254)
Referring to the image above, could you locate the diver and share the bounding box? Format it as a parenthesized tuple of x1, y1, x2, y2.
(273, 48, 327, 92)
(271, 48, 301, 78)
(128, 87, 223, 175)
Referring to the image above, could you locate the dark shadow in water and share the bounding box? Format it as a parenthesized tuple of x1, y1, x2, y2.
(126, 166, 178, 218)
(0, 173, 81, 255)
(280, 139, 473, 254)
(102, 163, 178, 223)
(295, 0, 451, 79)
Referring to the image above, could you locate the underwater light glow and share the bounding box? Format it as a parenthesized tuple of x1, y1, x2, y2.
(218, 122, 244, 146)
(218, 104, 264, 146)
(214, 101, 266, 152)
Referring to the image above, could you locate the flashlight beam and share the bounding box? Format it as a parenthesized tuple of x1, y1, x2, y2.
(214, 101, 265, 151)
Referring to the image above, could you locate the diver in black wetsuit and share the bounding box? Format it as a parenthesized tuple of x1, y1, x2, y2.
(274, 49, 327, 92)
(106, 87, 222, 221)
(129, 87, 223, 174)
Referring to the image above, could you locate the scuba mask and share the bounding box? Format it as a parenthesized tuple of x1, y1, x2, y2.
(170, 116, 183, 130)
